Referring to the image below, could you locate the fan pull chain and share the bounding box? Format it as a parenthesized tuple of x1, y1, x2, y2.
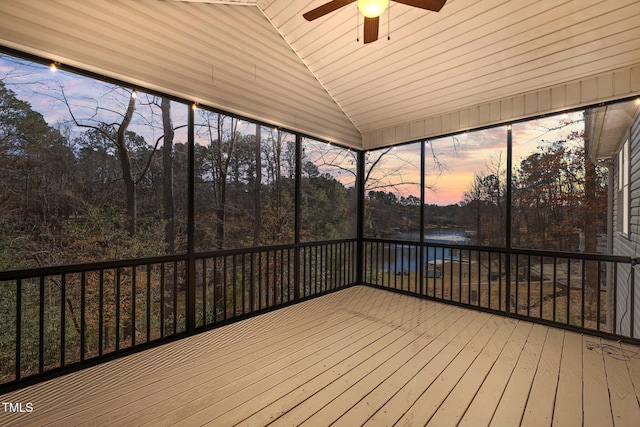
(387, 3, 391, 40)
(356, 7, 359, 42)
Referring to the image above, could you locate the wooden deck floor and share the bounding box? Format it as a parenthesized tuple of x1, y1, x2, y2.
(2, 285, 640, 426)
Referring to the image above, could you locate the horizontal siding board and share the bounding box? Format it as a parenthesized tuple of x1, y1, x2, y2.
(363, 64, 640, 146)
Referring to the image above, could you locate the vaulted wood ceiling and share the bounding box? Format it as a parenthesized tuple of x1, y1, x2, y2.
(1, 0, 639, 149)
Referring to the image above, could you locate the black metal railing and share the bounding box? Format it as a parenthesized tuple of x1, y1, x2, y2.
(3, 235, 636, 393)
(363, 238, 636, 340)
(0, 239, 357, 391)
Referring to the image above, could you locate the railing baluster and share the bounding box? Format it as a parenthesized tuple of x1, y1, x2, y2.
(289, 248, 293, 301)
(61, 274, 66, 366)
(581, 259, 586, 329)
(160, 264, 165, 338)
(98, 270, 104, 356)
(468, 251, 473, 304)
(487, 252, 492, 309)
(131, 267, 136, 347)
(631, 262, 635, 338)
(260, 252, 264, 309)
(250, 252, 255, 311)
(314, 245, 318, 294)
(597, 261, 602, 331)
(539, 256, 544, 319)
(146, 264, 151, 342)
(39, 276, 45, 374)
(467, 249, 471, 304)
(202, 258, 207, 325)
(340, 242, 345, 288)
(326, 244, 330, 292)
(279, 250, 284, 303)
(81, 271, 86, 360)
(613, 262, 618, 334)
(566, 259, 571, 326)
(498, 253, 503, 311)
(172, 261, 178, 334)
(224, 255, 229, 317)
(552, 258, 557, 322)
(526, 255, 531, 317)
(233, 255, 237, 318)
(16, 278, 22, 381)
(375, 242, 380, 285)
(458, 250, 463, 303)
(242, 253, 246, 314)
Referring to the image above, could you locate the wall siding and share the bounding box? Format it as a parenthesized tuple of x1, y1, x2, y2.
(613, 110, 640, 338)
(363, 64, 640, 149)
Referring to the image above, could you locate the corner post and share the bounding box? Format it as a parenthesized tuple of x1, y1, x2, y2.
(186, 103, 196, 331)
(357, 150, 365, 285)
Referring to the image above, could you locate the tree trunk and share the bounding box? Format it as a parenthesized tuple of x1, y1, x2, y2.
(161, 98, 175, 253)
(253, 124, 262, 246)
(116, 93, 137, 236)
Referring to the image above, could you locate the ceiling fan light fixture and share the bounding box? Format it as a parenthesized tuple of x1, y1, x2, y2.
(357, 0, 389, 18)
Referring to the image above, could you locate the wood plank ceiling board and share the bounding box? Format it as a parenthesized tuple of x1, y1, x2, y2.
(260, 0, 640, 146)
(0, 0, 362, 147)
(1, 0, 640, 149)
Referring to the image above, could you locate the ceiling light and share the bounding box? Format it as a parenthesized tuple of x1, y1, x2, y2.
(357, 0, 389, 18)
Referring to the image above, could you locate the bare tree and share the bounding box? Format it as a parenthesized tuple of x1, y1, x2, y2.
(253, 124, 262, 246)
(161, 98, 175, 253)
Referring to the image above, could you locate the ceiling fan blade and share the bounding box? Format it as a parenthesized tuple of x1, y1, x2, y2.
(303, 0, 356, 21)
(392, 0, 446, 12)
(363, 16, 379, 44)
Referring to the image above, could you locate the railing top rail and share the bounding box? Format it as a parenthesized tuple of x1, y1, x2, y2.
(363, 237, 634, 264)
(0, 239, 360, 281)
(0, 253, 190, 282)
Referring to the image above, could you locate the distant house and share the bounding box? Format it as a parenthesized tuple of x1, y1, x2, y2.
(586, 99, 640, 337)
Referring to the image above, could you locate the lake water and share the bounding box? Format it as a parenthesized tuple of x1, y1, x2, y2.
(378, 229, 471, 274)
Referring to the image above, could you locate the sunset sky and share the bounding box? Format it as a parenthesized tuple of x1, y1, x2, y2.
(365, 112, 585, 206)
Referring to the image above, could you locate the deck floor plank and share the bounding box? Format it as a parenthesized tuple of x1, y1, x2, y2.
(35, 294, 366, 426)
(582, 337, 614, 427)
(53, 309, 361, 426)
(378, 313, 503, 427)
(136, 287, 424, 426)
(1, 286, 639, 427)
(459, 320, 537, 426)
(620, 341, 640, 406)
(489, 322, 550, 426)
(552, 330, 583, 426)
(235, 298, 457, 426)
(603, 341, 640, 426)
(419, 316, 519, 426)
(320, 310, 488, 426)
(217, 296, 455, 426)
(519, 327, 564, 427)
(260, 309, 475, 426)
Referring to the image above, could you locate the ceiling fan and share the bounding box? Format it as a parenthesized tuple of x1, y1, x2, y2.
(303, 0, 447, 44)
